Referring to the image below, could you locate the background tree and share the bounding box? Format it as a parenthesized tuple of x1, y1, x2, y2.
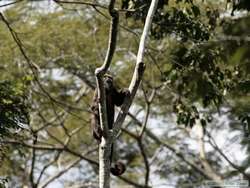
(0, 0, 250, 188)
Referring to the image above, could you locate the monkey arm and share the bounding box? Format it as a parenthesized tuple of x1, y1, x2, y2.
(91, 111, 102, 143)
(110, 143, 126, 176)
(90, 89, 102, 143)
(113, 88, 130, 106)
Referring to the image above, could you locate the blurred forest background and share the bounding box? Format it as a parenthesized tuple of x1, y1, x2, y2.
(0, 0, 250, 187)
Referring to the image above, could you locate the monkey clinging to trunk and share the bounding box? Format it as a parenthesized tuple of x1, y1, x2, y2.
(90, 74, 129, 176)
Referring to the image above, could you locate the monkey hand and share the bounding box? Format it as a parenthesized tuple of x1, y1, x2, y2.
(122, 88, 130, 97)
(93, 126, 103, 144)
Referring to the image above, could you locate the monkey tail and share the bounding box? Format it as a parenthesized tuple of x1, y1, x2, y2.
(110, 144, 126, 176)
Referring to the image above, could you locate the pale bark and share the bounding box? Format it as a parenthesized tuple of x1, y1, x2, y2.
(197, 123, 223, 184)
(95, 0, 119, 187)
(95, 0, 159, 187)
(113, 0, 159, 139)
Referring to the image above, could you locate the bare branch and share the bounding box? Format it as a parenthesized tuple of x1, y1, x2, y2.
(138, 140, 150, 186)
(53, 0, 107, 9)
(30, 133, 38, 188)
(40, 157, 81, 188)
(113, 0, 159, 138)
(95, 0, 119, 76)
(197, 124, 222, 184)
(1, 140, 98, 166)
(0, 0, 23, 8)
(39, 146, 97, 188)
(139, 88, 156, 138)
(207, 133, 250, 179)
(126, 113, 217, 180)
(93, 1, 119, 187)
(118, 176, 151, 188)
(36, 152, 61, 186)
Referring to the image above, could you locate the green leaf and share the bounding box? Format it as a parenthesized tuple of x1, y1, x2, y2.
(191, 5, 200, 17)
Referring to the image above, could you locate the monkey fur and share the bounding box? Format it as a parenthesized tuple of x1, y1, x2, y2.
(110, 161, 126, 176)
(91, 74, 128, 176)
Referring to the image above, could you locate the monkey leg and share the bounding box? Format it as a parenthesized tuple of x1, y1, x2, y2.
(110, 143, 126, 176)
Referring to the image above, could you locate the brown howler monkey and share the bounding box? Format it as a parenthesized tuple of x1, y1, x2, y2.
(91, 74, 128, 176)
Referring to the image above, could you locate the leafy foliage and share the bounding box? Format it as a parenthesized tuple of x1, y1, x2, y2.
(231, 0, 250, 15)
(122, 0, 209, 41)
(151, 7, 209, 41)
(0, 178, 7, 188)
(0, 80, 29, 137)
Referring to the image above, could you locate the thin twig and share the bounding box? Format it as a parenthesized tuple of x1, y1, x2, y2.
(126, 113, 216, 180)
(40, 147, 97, 188)
(0, 0, 23, 8)
(53, 0, 107, 9)
(1, 140, 98, 166)
(30, 133, 38, 188)
(207, 132, 250, 179)
(36, 152, 61, 186)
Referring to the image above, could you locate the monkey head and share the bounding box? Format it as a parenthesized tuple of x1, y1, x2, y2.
(103, 74, 114, 90)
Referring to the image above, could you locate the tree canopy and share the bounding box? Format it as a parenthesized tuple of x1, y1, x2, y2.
(0, 0, 250, 188)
